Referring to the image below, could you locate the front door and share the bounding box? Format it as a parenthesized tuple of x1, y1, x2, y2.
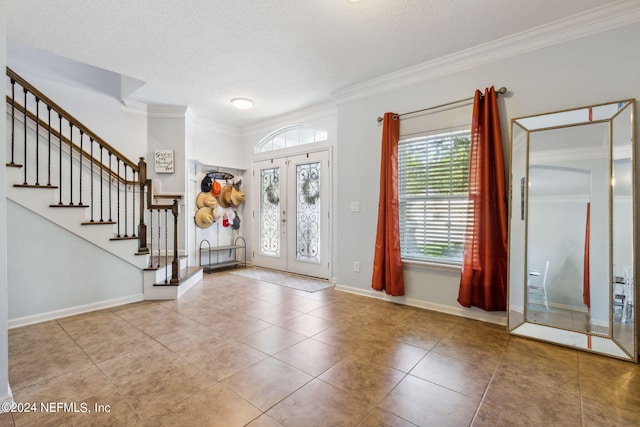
(252, 151, 330, 279)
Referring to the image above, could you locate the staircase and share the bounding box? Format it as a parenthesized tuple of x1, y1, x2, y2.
(4, 67, 202, 323)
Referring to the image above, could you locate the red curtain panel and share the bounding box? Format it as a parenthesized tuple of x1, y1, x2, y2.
(583, 202, 591, 309)
(457, 87, 508, 311)
(371, 112, 405, 296)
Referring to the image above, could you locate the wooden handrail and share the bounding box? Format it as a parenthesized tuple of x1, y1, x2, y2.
(8, 67, 181, 283)
(7, 67, 138, 171)
(8, 97, 136, 186)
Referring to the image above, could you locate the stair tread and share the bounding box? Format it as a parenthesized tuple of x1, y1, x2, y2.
(81, 220, 117, 225)
(153, 266, 202, 286)
(110, 235, 138, 241)
(50, 203, 88, 208)
(144, 255, 189, 270)
(14, 183, 58, 189)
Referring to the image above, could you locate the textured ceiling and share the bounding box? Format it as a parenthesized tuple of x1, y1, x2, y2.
(5, 0, 623, 128)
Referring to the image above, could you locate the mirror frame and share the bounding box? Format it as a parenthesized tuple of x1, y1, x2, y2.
(507, 99, 637, 362)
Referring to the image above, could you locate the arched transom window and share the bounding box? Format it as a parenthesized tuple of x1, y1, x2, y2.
(255, 125, 328, 153)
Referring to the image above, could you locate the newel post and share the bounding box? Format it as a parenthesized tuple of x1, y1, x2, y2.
(170, 199, 180, 284)
(137, 157, 149, 254)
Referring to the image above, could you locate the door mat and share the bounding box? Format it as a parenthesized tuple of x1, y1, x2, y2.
(230, 267, 334, 293)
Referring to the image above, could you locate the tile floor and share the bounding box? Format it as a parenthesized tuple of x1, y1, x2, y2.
(2, 271, 640, 426)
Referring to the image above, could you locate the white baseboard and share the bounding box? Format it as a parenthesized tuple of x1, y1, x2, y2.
(0, 385, 13, 413)
(334, 284, 506, 326)
(8, 294, 144, 329)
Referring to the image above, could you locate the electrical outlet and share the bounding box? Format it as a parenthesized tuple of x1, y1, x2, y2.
(353, 261, 360, 272)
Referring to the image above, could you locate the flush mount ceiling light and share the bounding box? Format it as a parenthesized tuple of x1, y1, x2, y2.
(230, 98, 254, 110)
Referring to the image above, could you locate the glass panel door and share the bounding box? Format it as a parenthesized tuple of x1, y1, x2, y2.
(253, 158, 287, 271)
(287, 151, 329, 278)
(252, 151, 330, 279)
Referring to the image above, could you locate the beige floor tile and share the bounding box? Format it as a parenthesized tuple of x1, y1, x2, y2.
(581, 395, 640, 426)
(215, 314, 273, 339)
(19, 387, 144, 427)
(71, 324, 162, 364)
(245, 413, 284, 427)
(472, 401, 547, 427)
(276, 313, 333, 336)
(358, 408, 417, 427)
(96, 343, 180, 386)
(409, 351, 495, 399)
(9, 342, 94, 391)
(145, 382, 261, 427)
(240, 325, 307, 355)
(0, 412, 12, 427)
(245, 304, 304, 324)
(11, 364, 112, 426)
(222, 357, 312, 411)
(8, 321, 78, 365)
(577, 351, 640, 412)
(378, 374, 479, 427)
(7, 272, 640, 426)
(113, 358, 216, 419)
(267, 379, 370, 427)
(482, 367, 582, 426)
(273, 338, 348, 377)
(351, 339, 428, 373)
(182, 339, 269, 381)
(432, 334, 504, 371)
(318, 355, 405, 406)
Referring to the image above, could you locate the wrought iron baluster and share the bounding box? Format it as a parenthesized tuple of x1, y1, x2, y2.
(108, 152, 113, 221)
(99, 145, 104, 221)
(9, 78, 15, 165)
(35, 97, 40, 185)
(23, 88, 27, 184)
(165, 209, 169, 284)
(90, 138, 95, 222)
(47, 106, 52, 186)
(79, 130, 84, 205)
(124, 165, 128, 237)
(116, 159, 121, 237)
(69, 123, 74, 205)
(58, 114, 63, 205)
(131, 171, 137, 237)
(148, 210, 154, 268)
(157, 209, 161, 268)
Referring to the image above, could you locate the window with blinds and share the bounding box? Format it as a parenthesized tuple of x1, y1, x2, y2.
(398, 128, 471, 265)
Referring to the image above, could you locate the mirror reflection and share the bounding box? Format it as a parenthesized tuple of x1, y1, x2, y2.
(508, 100, 636, 361)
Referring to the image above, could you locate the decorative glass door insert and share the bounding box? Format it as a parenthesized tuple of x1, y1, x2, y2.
(253, 151, 330, 279)
(295, 162, 321, 263)
(260, 167, 280, 257)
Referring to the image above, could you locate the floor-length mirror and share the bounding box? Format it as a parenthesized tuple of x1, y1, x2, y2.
(508, 99, 637, 362)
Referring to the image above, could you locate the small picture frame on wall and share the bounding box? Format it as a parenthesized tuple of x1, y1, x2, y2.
(155, 150, 175, 173)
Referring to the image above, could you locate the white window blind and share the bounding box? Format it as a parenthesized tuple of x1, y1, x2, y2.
(398, 129, 471, 264)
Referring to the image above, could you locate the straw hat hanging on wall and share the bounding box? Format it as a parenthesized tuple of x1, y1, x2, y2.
(195, 207, 215, 228)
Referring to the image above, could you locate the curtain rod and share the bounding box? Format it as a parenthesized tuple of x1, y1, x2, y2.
(376, 86, 507, 123)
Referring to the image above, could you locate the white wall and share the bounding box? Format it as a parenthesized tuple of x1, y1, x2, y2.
(186, 113, 245, 170)
(0, 1, 12, 407)
(7, 201, 143, 323)
(7, 44, 148, 162)
(333, 23, 640, 324)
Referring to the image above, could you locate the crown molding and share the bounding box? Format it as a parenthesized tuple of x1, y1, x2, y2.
(185, 109, 241, 137)
(120, 99, 148, 115)
(333, 0, 640, 104)
(241, 101, 337, 136)
(146, 104, 189, 118)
